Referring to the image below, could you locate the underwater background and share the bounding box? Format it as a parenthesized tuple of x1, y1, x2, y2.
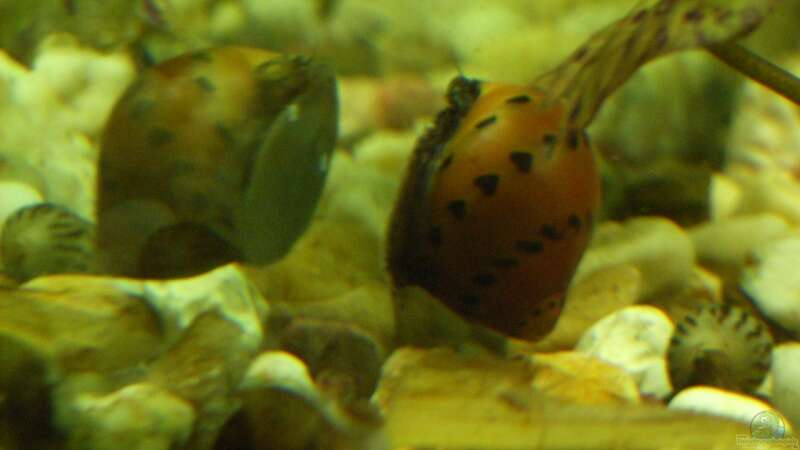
(0, 0, 799, 449)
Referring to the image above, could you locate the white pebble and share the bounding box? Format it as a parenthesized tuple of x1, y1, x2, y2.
(240, 351, 317, 398)
(741, 237, 800, 334)
(771, 342, 800, 427)
(446, 5, 527, 62)
(575, 217, 695, 299)
(709, 173, 743, 220)
(0, 181, 43, 234)
(669, 386, 789, 433)
(576, 305, 674, 398)
(690, 213, 792, 270)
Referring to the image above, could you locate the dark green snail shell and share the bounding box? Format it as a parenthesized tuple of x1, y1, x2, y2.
(97, 48, 339, 279)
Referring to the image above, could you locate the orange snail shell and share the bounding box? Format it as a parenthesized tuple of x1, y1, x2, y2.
(389, 77, 602, 340)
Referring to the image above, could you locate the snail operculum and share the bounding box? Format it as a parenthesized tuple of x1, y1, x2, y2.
(239, 56, 338, 265)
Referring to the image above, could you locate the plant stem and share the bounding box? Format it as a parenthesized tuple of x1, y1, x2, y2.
(707, 42, 800, 106)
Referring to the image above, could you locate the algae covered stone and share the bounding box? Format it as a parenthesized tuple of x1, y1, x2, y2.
(56, 383, 195, 450)
(0, 265, 268, 450)
(228, 350, 387, 450)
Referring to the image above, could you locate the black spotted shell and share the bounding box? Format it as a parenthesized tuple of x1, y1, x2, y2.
(1, 202, 95, 282)
(96, 47, 338, 278)
(668, 303, 773, 394)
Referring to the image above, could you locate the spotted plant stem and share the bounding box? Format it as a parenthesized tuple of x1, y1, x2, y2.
(534, 0, 779, 129)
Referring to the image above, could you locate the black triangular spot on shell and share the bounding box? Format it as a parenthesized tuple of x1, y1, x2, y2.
(568, 213, 581, 231)
(474, 174, 499, 196)
(543, 133, 558, 147)
(447, 200, 467, 220)
(510, 152, 533, 174)
(566, 129, 580, 150)
(685, 315, 698, 326)
(475, 115, 497, 129)
(541, 224, 562, 240)
(506, 94, 531, 104)
(515, 240, 542, 254)
(147, 128, 175, 147)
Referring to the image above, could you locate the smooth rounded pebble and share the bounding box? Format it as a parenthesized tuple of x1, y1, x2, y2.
(0, 181, 43, 233)
(770, 342, 800, 427)
(241, 351, 317, 398)
(576, 305, 674, 398)
(669, 386, 789, 432)
(741, 237, 800, 335)
(731, 167, 800, 225)
(709, 173, 743, 220)
(574, 217, 695, 299)
(690, 213, 792, 270)
(534, 264, 642, 351)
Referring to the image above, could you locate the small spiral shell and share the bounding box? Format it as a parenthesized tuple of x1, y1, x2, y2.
(1, 202, 95, 282)
(668, 303, 773, 394)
